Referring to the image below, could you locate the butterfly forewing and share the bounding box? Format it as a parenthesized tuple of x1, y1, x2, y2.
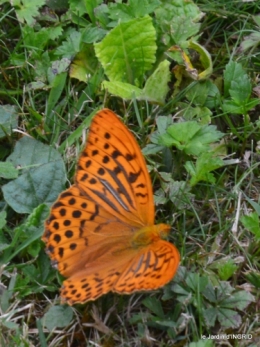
(76, 109, 155, 226)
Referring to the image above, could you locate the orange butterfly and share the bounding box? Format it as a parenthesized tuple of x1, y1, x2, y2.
(43, 109, 180, 305)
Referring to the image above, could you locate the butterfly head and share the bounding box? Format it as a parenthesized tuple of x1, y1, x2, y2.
(131, 223, 171, 247)
(155, 223, 171, 239)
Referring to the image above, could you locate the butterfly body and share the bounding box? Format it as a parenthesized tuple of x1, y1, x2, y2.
(43, 109, 180, 305)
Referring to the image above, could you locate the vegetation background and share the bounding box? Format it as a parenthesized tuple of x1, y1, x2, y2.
(0, 0, 260, 346)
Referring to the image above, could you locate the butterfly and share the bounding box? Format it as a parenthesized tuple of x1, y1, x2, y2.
(42, 109, 180, 305)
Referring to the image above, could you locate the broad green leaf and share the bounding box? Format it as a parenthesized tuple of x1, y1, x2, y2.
(12, 0, 45, 26)
(216, 308, 241, 328)
(155, 0, 203, 45)
(0, 105, 18, 138)
(0, 162, 18, 179)
(69, 0, 89, 17)
(159, 121, 223, 156)
(185, 80, 219, 110)
(202, 307, 217, 327)
(142, 143, 165, 155)
(95, 16, 156, 85)
(186, 273, 209, 293)
(22, 25, 62, 50)
(186, 152, 224, 186)
(93, 4, 110, 28)
(102, 80, 142, 99)
(41, 305, 74, 331)
(229, 75, 251, 104)
(2, 137, 66, 214)
(239, 32, 260, 53)
(81, 25, 107, 44)
(55, 30, 82, 57)
(70, 44, 99, 82)
(203, 282, 233, 303)
(142, 297, 165, 319)
(203, 297, 244, 328)
(103, 60, 170, 104)
(156, 115, 173, 134)
(224, 61, 244, 96)
(169, 181, 194, 210)
(172, 283, 190, 297)
(159, 121, 201, 149)
(140, 60, 171, 104)
(109, 0, 161, 22)
(222, 99, 260, 115)
(240, 212, 260, 239)
(226, 290, 255, 311)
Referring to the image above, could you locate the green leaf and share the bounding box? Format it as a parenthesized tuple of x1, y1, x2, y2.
(217, 259, 238, 281)
(0, 162, 18, 179)
(185, 152, 224, 186)
(159, 122, 223, 156)
(155, 0, 203, 45)
(69, 0, 89, 17)
(12, 0, 45, 26)
(229, 75, 251, 104)
(239, 32, 260, 53)
(142, 143, 165, 155)
(159, 121, 201, 149)
(186, 273, 209, 293)
(185, 80, 219, 109)
(169, 181, 194, 210)
(0, 105, 18, 138)
(240, 212, 260, 239)
(81, 25, 107, 44)
(140, 60, 171, 104)
(228, 290, 255, 311)
(22, 25, 62, 51)
(102, 60, 170, 104)
(102, 80, 142, 99)
(142, 297, 165, 319)
(203, 307, 241, 329)
(55, 30, 82, 58)
(2, 137, 66, 214)
(223, 61, 260, 112)
(70, 44, 99, 82)
(109, 0, 161, 22)
(94, 15, 156, 85)
(216, 308, 241, 328)
(224, 61, 245, 97)
(41, 305, 74, 331)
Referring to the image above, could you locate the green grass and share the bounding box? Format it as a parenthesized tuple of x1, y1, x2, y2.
(1, 0, 260, 346)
